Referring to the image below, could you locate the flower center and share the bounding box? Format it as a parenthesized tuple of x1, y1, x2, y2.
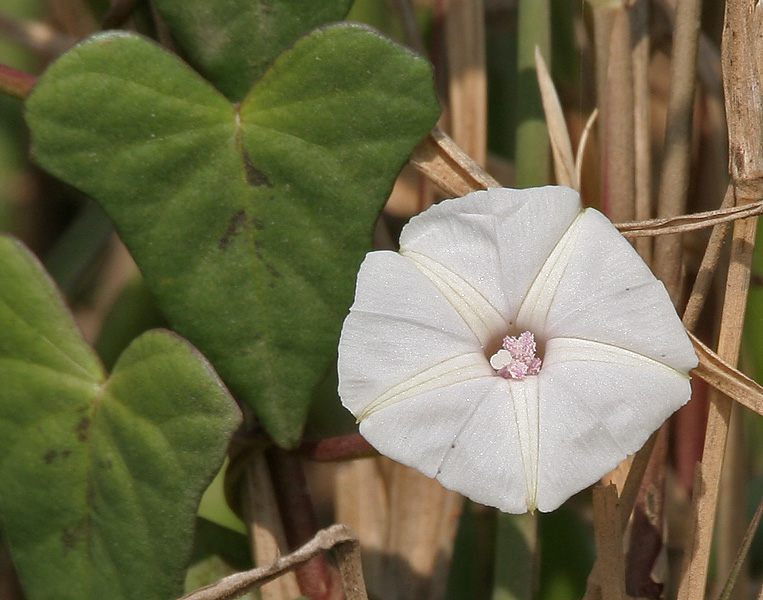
(489, 331, 542, 380)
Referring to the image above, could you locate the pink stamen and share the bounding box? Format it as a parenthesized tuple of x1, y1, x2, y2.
(490, 331, 542, 380)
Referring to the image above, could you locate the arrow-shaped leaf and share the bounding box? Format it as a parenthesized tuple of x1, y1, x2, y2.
(0, 234, 242, 600)
(26, 25, 440, 446)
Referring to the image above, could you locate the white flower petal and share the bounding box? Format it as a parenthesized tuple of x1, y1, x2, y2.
(534, 337, 692, 512)
(399, 187, 582, 332)
(401, 249, 506, 346)
(359, 377, 530, 514)
(518, 208, 698, 373)
(338, 185, 698, 515)
(338, 251, 488, 419)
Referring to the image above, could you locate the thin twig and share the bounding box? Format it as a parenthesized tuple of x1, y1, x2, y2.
(178, 525, 366, 600)
(616, 196, 763, 238)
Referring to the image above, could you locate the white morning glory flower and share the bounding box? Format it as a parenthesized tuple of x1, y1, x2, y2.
(338, 186, 698, 514)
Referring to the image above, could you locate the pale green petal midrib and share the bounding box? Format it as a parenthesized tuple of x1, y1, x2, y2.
(358, 352, 492, 420)
(400, 249, 507, 346)
(516, 211, 584, 334)
(507, 378, 540, 512)
(546, 336, 691, 379)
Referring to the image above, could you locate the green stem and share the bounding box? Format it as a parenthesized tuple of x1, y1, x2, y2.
(514, 0, 550, 188)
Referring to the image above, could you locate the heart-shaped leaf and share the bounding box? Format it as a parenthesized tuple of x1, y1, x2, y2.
(0, 234, 242, 600)
(152, 0, 354, 101)
(26, 25, 440, 447)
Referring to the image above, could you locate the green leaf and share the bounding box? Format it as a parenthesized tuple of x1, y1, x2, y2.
(26, 27, 440, 447)
(153, 0, 354, 101)
(0, 234, 242, 600)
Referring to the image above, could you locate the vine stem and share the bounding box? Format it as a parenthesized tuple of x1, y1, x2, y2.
(0, 63, 36, 99)
(267, 449, 344, 600)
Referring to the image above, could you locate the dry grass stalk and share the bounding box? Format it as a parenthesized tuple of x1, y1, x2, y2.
(717, 403, 748, 600)
(534, 47, 576, 188)
(584, 432, 659, 600)
(446, 0, 487, 167)
(630, 0, 652, 261)
(335, 458, 463, 600)
(591, 2, 616, 166)
(677, 0, 763, 597)
(680, 218, 759, 599)
(334, 460, 389, 595)
(591, 485, 627, 600)
(178, 524, 366, 600)
(240, 455, 301, 600)
(651, 0, 703, 281)
(384, 466, 463, 600)
(602, 5, 635, 223)
(364, 8, 491, 596)
(651, 0, 702, 298)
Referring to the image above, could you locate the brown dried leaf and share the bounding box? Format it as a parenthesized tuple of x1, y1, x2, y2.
(409, 127, 499, 197)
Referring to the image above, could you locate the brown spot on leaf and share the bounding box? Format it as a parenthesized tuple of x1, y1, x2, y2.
(61, 518, 89, 551)
(252, 217, 264, 230)
(43, 450, 58, 464)
(254, 239, 265, 260)
(242, 153, 273, 188)
(76, 416, 90, 442)
(219, 210, 248, 250)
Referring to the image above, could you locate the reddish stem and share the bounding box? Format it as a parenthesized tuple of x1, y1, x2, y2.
(267, 449, 344, 600)
(0, 64, 37, 99)
(298, 433, 377, 462)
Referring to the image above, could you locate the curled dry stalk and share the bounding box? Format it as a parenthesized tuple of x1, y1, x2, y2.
(177, 524, 367, 600)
